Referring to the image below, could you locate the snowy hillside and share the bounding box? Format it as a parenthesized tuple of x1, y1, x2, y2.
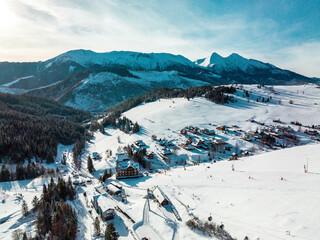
(1, 84, 320, 240)
(52, 49, 195, 70)
(63, 70, 208, 112)
(83, 84, 319, 240)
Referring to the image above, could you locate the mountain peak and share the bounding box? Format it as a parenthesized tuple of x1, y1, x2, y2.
(227, 53, 243, 59)
(196, 52, 271, 72)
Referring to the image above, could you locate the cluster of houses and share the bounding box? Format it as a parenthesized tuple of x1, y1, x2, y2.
(115, 151, 142, 179)
(180, 126, 215, 136)
(241, 125, 297, 141)
(179, 135, 225, 152)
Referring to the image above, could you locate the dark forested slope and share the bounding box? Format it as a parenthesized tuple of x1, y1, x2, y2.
(0, 93, 91, 163)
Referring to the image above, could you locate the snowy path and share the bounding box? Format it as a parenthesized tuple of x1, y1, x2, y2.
(135, 200, 164, 240)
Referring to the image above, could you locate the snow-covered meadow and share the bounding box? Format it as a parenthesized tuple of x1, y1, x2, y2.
(1, 84, 320, 240)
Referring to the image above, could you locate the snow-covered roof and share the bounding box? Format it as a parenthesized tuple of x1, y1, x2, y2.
(116, 150, 131, 162)
(153, 187, 168, 204)
(117, 159, 139, 170)
(134, 140, 145, 146)
(93, 194, 114, 212)
(106, 184, 121, 195)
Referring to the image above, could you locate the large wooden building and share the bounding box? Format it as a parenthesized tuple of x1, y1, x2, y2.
(115, 151, 141, 179)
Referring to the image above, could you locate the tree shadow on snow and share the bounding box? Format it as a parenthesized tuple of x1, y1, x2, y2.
(0, 179, 34, 192)
(113, 214, 129, 237)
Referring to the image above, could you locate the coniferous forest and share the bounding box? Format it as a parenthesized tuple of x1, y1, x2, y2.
(0, 93, 91, 163)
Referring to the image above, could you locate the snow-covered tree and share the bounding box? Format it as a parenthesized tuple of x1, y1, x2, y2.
(87, 156, 94, 173)
(21, 200, 29, 217)
(94, 217, 101, 236)
(105, 223, 119, 240)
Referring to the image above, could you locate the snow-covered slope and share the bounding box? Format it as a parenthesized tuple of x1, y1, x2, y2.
(1, 85, 320, 240)
(84, 84, 320, 240)
(45, 70, 210, 113)
(51, 49, 195, 70)
(196, 52, 275, 73)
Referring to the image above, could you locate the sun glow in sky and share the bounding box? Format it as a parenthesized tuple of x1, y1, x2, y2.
(0, 2, 15, 30)
(0, 0, 319, 77)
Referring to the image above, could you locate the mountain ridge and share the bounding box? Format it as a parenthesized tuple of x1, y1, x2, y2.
(0, 49, 317, 112)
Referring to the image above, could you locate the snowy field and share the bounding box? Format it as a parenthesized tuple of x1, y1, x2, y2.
(1, 84, 320, 240)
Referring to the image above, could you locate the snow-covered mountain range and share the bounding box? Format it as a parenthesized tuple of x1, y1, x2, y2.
(195, 52, 274, 73)
(0, 49, 317, 112)
(53, 50, 195, 70)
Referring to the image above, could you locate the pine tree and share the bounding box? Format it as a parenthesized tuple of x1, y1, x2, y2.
(12, 229, 23, 240)
(0, 163, 10, 182)
(94, 216, 101, 236)
(22, 200, 29, 217)
(87, 156, 94, 173)
(105, 222, 119, 240)
(32, 196, 39, 209)
(22, 232, 28, 240)
(132, 122, 140, 133)
(125, 123, 130, 134)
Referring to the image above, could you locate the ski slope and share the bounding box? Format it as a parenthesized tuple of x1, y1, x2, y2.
(87, 84, 320, 240)
(1, 84, 320, 240)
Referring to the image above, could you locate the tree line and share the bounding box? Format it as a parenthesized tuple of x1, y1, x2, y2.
(0, 162, 55, 182)
(0, 93, 91, 164)
(97, 85, 236, 131)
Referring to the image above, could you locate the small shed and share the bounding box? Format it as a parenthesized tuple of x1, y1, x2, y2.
(153, 187, 169, 206)
(106, 184, 122, 195)
(216, 125, 226, 131)
(92, 152, 102, 160)
(161, 148, 172, 156)
(134, 140, 145, 147)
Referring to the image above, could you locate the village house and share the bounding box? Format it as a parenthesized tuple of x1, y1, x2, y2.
(213, 137, 225, 145)
(180, 129, 187, 135)
(161, 147, 172, 156)
(106, 183, 122, 196)
(192, 139, 209, 150)
(134, 140, 145, 147)
(179, 143, 195, 150)
(92, 194, 115, 221)
(153, 187, 169, 206)
(146, 152, 155, 159)
(200, 128, 215, 135)
(241, 131, 256, 142)
(216, 125, 226, 131)
(188, 126, 199, 134)
(92, 152, 102, 160)
(115, 151, 141, 179)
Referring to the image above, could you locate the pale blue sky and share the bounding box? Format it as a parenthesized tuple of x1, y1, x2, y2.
(0, 0, 319, 76)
